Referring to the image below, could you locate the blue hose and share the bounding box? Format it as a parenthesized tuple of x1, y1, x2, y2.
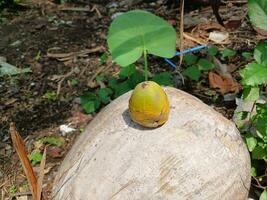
(164, 45, 208, 69)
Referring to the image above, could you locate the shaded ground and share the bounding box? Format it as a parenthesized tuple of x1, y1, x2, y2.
(0, 0, 260, 199)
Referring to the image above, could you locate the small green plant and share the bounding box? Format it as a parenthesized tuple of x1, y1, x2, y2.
(40, 136, 64, 147)
(28, 151, 42, 166)
(236, 41, 267, 199)
(107, 9, 176, 81)
(9, 185, 17, 194)
(43, 91, 57, 101)
(80, 10, 176, 114)
(181, 46, 238, 82)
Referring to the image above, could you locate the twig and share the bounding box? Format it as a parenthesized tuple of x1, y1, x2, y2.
(88, 62, 113, 85)
(57, 69, 74, 96)
(1, 189, 4, 200)
(91, 5, 102, 18)
(178, 0, 184, 69)
(60, 7, 92, 12)
(11, 191, 32, 197)
(183, 32, 207, 45)
(47, 46, 105, 62)
(252, 176, 266, 190)
(37, 147, 47, 200)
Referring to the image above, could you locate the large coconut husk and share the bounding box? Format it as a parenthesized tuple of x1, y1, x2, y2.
(53, 87, 250, 200)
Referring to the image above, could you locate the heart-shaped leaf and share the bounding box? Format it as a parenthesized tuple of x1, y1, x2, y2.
(254, 41, 267, 65)
(248, 0, 267, 31)
(107, 10, 176, 67)
(240, 63, 267, 86)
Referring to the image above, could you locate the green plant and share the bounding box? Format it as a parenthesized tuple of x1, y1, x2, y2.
(236, 41, 267, 199)
(43, 91, 57, 101)
(248, 0, 267, 32)
(28, 151, 42, 166)
(40, 136, 64, 147)
(107, 9, 176, 80)
(9, 185, 17, 194)
(181, 46, 238, 82)
(81, 10, 176, 114)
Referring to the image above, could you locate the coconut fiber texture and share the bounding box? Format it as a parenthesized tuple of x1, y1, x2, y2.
(53, 87, 250, 200)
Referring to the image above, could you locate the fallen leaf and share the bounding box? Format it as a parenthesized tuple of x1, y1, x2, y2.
(47, 146, 64, 158)
(225, 19, 242, 30)
(208, 72, 241, 95)
(254, 27, 267, 37)
(10, 123, 38, 200)
(0, 59, 31, 77)
(68, 110, 93, 125)
(197, 22, 224, 31)
(208, 31, 230, 44)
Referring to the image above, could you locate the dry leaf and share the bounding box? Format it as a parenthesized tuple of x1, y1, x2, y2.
(208, 72, 241, 95)
(198, 22, 224, 31)
(209, 31, 229, 44)
(10, 123, 38, 200)
(47, 146, 63, 158)
(254, 27, 267, 37)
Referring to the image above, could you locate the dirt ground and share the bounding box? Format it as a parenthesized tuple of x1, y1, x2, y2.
(0, 0, 262, 199)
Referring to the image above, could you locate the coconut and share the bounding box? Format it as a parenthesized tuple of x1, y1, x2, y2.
(129, 81, 170, 128)
(53, 87, 250, 200)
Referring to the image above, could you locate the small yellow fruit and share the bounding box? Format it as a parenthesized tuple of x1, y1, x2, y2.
(128, 81, 170, 128)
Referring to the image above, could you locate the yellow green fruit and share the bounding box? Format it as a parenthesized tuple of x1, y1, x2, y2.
(128, 81, 170, 128)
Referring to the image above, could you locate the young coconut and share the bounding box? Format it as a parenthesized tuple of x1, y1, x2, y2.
(129, 81, 170, 128)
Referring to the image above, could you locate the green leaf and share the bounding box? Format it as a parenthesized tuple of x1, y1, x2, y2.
(119, 64, 136, 78)
(98, 88, 113, 104)
(240, 63, 267, 86)
(96, 75, 106, 81)
(248, 0, 267, 31)
(245, 133, 258, 152)
(114, 81, 132, 97)
(243, 86, 260, 102)
(197, 59, 215, 70)
(41, 136, 64, 147)
(183, 54, 198, 65)
(71, 79, 78, 86)
(43, 91, 57, 101)
(128, 71, 145, 88)
(107, 10, 176, 67)
(183, 66, 201, 81)
(256, 116, 267, 136)
(100, 53, 108, 64)
(256, 103, 267, 115)
(235, 111, 249, 121)
(152, 72, 173, 86)
(251, 166, 257, 177)
(254, 41, 267, 65)
(252, 146, 267, 160)
(222, 48, 236, 58)
(108, 78, 119, 89)
(28, 151, 43, 166)
(82, 101, 95, 113)
(206, 46, 219, 56)
(260, 189, 267, 200)
(80, 92, 101, 113)
(242, 52, 253, 60)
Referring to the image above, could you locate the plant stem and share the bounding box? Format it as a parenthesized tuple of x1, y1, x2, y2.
(144, 49, 148, 81)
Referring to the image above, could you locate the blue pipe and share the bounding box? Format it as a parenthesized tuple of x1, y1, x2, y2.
(164, 45, 208, 69)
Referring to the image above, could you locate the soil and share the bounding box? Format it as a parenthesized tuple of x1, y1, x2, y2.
(0, 0, 261, 199)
